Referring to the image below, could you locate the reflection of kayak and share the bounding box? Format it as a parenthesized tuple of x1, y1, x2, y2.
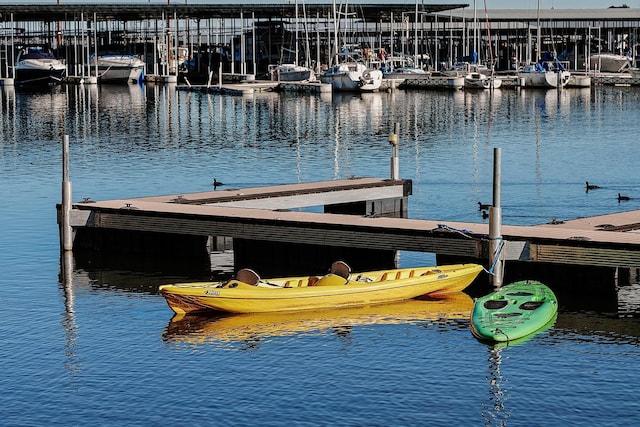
(159, 263, 483, 314)
(163, 293, 474, 345)
(471, 280, 558, 343)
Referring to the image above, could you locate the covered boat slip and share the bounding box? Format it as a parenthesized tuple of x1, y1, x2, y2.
(3, 4, 640, 82)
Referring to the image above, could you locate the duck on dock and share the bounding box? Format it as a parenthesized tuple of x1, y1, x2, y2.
(586, 181, 601, 192)
(478, 201, 491, 211)
(618, 193, 630, 202)
(213, 178, 224, 189)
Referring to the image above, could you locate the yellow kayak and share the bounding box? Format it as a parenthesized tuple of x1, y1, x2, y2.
(158, 262, 483, 314)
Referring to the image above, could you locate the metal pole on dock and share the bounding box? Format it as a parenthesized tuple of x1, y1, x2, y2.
(489, 147, 503, 289)
(389, 123, 400, 180)
(61, 135, 73, 251)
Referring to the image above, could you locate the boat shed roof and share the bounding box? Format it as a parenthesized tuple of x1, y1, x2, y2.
(444, 8, 640, 23)
(0, 3, 470, 23)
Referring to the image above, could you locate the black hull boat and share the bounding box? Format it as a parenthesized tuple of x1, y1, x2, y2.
(15, 47, 66, 86)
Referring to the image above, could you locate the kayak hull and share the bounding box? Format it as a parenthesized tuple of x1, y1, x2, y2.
(471, 280, 558, 342)
(159, 263, 483, 314)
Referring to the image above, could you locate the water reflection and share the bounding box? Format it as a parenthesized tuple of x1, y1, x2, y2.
(59, 251, 82, 377)
(481, 347, 510, 426)
(161, 293, 474, 350)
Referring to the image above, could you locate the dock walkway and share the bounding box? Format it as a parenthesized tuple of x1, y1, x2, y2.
(61, 178, 640, 270)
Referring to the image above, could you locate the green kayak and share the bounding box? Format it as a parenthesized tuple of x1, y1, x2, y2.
(471, 280, 558, 343)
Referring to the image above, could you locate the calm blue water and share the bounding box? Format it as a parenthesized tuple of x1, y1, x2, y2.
(1, 82, 640, 426)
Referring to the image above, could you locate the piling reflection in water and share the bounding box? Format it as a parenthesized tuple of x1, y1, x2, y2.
(482, 347, 510, 426)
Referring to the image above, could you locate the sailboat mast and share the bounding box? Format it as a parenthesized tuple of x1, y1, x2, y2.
(483, 0, 494, 70)
(333, 0, 338, 65)
(414, 0, 418, 66)
(473, 0, 478, 64)
(536, 0, 541, 62)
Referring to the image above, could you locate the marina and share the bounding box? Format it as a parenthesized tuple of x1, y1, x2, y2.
(2, 4, 640, 89)
(3, 4, 640, 427)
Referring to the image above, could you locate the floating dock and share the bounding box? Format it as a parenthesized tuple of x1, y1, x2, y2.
(58, 178, 640, 288)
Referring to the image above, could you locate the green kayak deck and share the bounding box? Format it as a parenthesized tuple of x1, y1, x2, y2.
(471, 280, 558, 343)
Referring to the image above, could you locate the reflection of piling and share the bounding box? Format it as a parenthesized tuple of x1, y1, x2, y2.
(489, 147, 503, 289)
(61, 135, 73, 251)
(62, 250, 74, 312)
(389, 122, 400, 180)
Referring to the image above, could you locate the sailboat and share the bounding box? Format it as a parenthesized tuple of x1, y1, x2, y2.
(268, 0, 316, 82)
(319, 1, 383, 92)
(517, 0, 570, 88)
(464, 71, 502, 89)
(464, 1, 502, 90)
(321, 47, 383, 91)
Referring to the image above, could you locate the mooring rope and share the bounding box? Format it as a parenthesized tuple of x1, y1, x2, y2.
(486, 238, 505, 276)
(435, 223, 484, 239)
(435, 223, 504, 276)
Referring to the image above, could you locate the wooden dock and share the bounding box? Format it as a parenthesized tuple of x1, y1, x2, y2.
(59, 178, 640, 287)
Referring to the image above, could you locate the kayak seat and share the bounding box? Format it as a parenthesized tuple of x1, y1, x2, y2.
(330, 261, 351, 279)
(315, 273, 349, 286)
(421, 269, 442, 276)
(236, 268, 260, 286)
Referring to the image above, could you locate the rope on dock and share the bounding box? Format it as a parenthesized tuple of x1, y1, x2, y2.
(435, 223, 504, 275)
(435, 223, 484, 239)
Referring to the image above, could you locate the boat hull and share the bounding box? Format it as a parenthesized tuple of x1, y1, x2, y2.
(590, 54, 631, 73)
(15, 60, 66, 85)
(159, 263, 483, 314)
(90, 55, 145, 83)
(518, 70, 571, 88)
(269, 64, 315, 82)
(320, 63, 382, 92)
(471, 280, 558, 342)
(464, 73, 502, 90)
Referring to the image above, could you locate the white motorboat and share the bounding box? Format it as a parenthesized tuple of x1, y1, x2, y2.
(380, 55, 428, 79)
(320, 62, 382, 92)
(441, 62, 490, 77)
(14, 47, 66, 85)
(518, 64, 571, 88)
(90, 54, 145, 83)
(589, 53, 631, 73)
(268, 64, 315, 82)
(464, 72, 502, 90)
